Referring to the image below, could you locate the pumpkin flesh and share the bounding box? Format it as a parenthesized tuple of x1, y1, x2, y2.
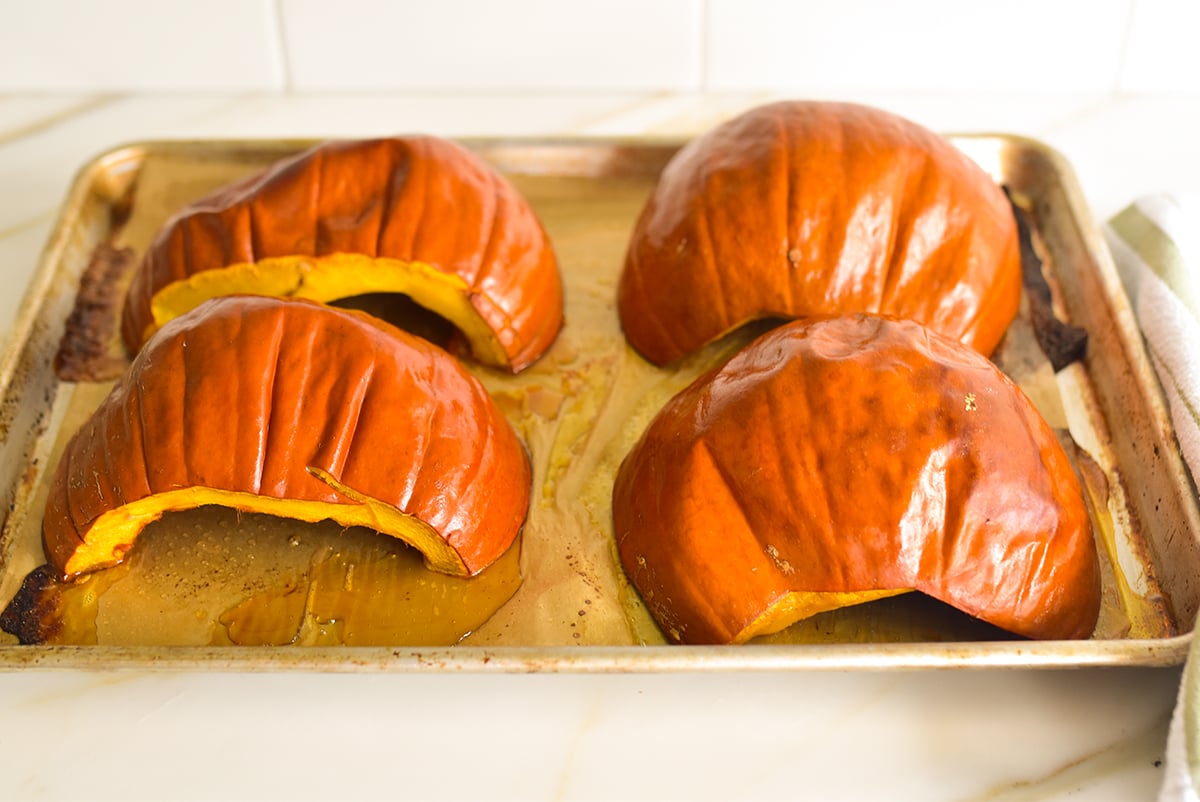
(63, 476, 464, 579)
(142, 253, 509, 367)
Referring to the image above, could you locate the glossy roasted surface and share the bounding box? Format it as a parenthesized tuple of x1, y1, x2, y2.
(613, 314, 1100, 644)
(618, 101, 1021, 365)
(45, 295, 531, 579)
(121, 136, 563, 371)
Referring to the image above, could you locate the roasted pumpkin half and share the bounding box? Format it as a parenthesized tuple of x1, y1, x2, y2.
(618, 101, 1021, 365)
(612, 314, 1100, 644)
(47, 295, 531, 581)
(121, 136, 563, 372)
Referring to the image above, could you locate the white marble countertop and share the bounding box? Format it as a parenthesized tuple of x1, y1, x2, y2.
(0, 91, 1198, 801)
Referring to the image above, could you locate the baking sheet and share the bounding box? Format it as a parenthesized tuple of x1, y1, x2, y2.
(0, 135, 1196, 670)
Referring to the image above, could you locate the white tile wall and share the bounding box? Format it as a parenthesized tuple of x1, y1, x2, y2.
(1119, 0, 1200, 92)
(0, 0, 1195, 94)
(706, 0, 1130, 93)
(280, 0, 702, 91)
(0, 0, 285, 91)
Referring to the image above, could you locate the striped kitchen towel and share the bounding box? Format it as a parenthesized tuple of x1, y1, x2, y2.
(1108, 195, 1200, 802)
(1104, 194, 1200, 490)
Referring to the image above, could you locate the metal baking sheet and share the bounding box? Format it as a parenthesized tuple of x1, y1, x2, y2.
(0, 135, 1197, 671)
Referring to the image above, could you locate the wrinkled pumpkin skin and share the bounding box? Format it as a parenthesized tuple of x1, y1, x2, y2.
(121, 136, 563, 372)
(618, 101, 1021, 365)
(612, 314, 1099, 645)
(48, 295, 531, 580)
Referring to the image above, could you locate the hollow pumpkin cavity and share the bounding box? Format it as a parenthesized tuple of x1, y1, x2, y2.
(733, 588, 913, 644)
(63, 467, 468, 581)
(144, 253, 509, 368)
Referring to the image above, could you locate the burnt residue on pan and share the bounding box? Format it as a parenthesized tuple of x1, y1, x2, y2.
(53, 173, 138, 383)
(1006, 188, 1089, 371)
(0, 565, 63, 644)
(53, 242, 134, 383)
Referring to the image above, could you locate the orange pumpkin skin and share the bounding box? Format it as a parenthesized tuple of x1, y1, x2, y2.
(47, 295, 531, 580)
(618, 101, 1021, 365)
(121, 136, 563, 372)
(612, 314, 1099, 644)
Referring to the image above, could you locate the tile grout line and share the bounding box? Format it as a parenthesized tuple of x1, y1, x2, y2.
(0, 95, 122, 149)
(272, 0, 294, 94)
(0, 209, 57, 244)
(1112, 0, 1139, 95)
